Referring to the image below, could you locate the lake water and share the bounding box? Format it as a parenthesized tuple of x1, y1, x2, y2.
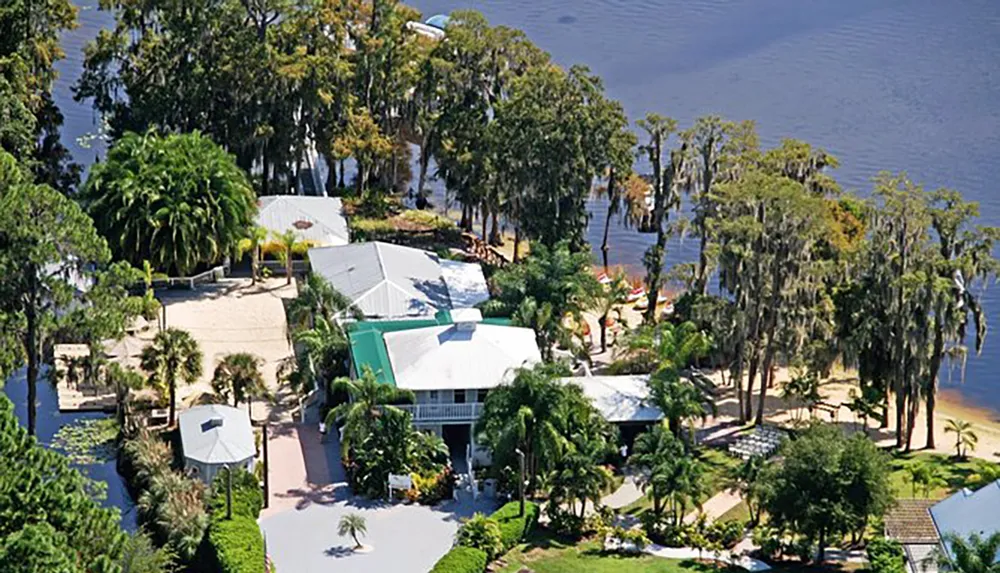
(50, 0, 1000, 415)
(4, 369, 138, 531)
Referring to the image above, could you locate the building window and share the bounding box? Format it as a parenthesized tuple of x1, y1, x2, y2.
(429, 390, 439, 402)
(477, 389, 489, 403)
(454, 389, 466, 404)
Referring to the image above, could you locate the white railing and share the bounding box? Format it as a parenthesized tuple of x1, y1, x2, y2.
(398, 402, 483, 423)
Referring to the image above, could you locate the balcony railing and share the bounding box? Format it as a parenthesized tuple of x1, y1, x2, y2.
(397, 402, 483, 423)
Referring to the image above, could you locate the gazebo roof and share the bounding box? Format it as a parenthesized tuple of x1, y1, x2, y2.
(178, 405, 255, 466)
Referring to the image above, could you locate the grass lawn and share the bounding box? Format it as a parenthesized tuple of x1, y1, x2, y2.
(621, 448, 741, 519)
(499, 532, 866, 573)
(887, 451, 981, 499)
(499, 535, 736, 573)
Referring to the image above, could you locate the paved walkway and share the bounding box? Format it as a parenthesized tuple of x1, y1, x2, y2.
(259, 422, 496, 573)
(684, 489, 744, 524)
(645, 544, 771, 571)
(602, 472, 644, 508)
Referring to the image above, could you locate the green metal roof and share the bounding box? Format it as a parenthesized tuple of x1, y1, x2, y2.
(347, 310, 512, 386)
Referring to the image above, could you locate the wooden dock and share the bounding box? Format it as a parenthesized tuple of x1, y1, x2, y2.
(53, 343, 119, 413)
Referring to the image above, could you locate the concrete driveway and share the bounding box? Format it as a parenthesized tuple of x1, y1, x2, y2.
(260, 422, 496, 573)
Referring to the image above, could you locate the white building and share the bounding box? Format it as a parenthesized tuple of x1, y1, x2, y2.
(256, 195, 350, 246)
(178, 404, 256, 484)
(346, 309, 540, 467)
(308, 242, 490, 319)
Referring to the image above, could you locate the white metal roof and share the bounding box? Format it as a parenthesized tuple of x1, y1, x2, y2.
(560, 375, 662, 423)
(308, 242, 490, 318)
(178, 405, 255, 466)
(384, 323, 540, 390)
(257, 195, 349, 246)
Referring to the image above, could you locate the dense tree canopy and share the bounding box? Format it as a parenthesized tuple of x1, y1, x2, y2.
(0, 150, 130, 435)
(82, 131, 257, 275)
(759, 423, 894, 561)
(0, 394, 126, 571)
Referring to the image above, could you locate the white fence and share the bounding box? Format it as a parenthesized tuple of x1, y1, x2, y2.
(150, 265, 228, 289)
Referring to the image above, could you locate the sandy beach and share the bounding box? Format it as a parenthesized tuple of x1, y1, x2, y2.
(152, 278, 298, 422)
(581, 297, 1000, 462)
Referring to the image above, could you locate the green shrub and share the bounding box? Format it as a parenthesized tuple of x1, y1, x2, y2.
(491, 501, 538, 550)
(429, 546, 488, 573)
(867, 538, 905, 573)
(456, 514, 504, 560)
(208, 468, 263, 520)
(205, 516, 265, 573)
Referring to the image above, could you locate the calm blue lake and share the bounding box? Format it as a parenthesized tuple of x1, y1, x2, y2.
(50, 0, 1000, 417)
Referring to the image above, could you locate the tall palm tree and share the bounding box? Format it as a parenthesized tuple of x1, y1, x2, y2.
(550, 435, 615, 518)
(648, 374, 716, 444)
(937, 532, 1000, 573)
(630, 424, 703, 524)
(211, 352, 266, 408)
(325, 367, 415, 454)
(140, 328, 203, 426)
(287, 273, 362, 329)
(945, 418, 978, 460)
(272, 229, 300, 285)
(338, 513, 368, 549)
(475, 362, 578, 492)
(237, 225, 268, 284)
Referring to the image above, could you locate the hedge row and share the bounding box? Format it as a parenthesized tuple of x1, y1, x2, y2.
(203, 517, 265, 573)
(430, 501, 539, 573)
(492, 501, 539, 551)
(429, 546, 488, 573)
(200, 469, 266, 573)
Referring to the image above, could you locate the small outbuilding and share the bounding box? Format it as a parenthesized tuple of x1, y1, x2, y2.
(178, 404, 256, 484)
(256, 195, 349, 246)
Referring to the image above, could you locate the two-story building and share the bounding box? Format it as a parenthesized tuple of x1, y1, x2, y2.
(345, 308, 541, 469)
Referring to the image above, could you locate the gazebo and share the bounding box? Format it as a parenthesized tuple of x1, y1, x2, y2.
(178, 404, 256, 484)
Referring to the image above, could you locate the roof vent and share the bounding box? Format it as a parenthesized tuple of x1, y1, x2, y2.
(203, 417, 224, 431)
(452, 308, 482, 331)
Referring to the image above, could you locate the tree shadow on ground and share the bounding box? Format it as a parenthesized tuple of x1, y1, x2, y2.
(324, 545, 360, 558)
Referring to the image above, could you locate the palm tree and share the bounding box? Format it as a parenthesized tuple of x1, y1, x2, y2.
(237, 225, 268, 284)
(936, 532, 1000, 573)
(81, 130, 256, 275)
(272, 229, 300, 285)
(287, 273, 362, 329)
(648, 373, 716, 444)
(140, 328, 203, 426)
(550, 436, 615, 518)
(475, 363, 578, 493)
(726, 455, 764, 525)
(325, 367, 415, 454)
(295, 315, 350, 394)
(630, 424, 704, 526)
(945, 418, 978, 460)
(612, 320, 711, 375)
(585, 271, 631, 353)
(211, 353, 267, 408)
(338, 513, 368, 549)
